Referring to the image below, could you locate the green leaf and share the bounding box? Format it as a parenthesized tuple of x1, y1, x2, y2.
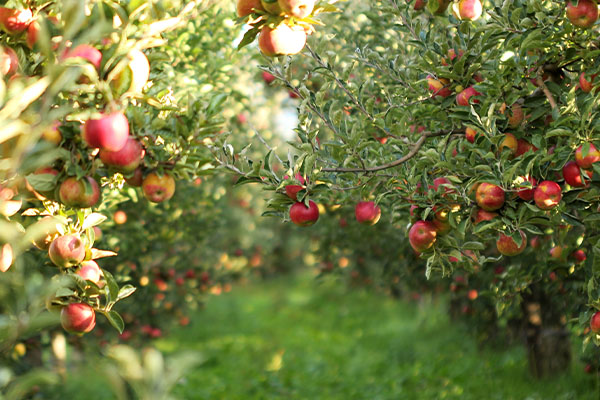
(105, 310, 125, 334)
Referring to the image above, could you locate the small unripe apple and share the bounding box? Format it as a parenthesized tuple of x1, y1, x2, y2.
(516, 175, 538, 201)
(83, 112, 130, 152)
(575, 143, 600, 169)
(0, 46, 18, 76)
(237, 0, 265, 16)
(0, 8, 32, 34)
(99, 137, 143, 173)
(59, 176, 101, 208)
(408, 220, 437, 252)
(142, 172, 176, 203)
(278, 0, 316, 18)
(476, 182, 505, 211)
(289, 200, 319, 226)
(456, 86, 481, 106)
(258, 24, 307, 57)
(496, 230, 527, 256)
(49, 235, 86, 268)
(355, 201, 382, 225)
(427, 76, 452, 98)
(76, 260, 102, 284)
(61, 303, 96, 333)
(590, 311, 600, 333)
(566, 0, 598, 28)
(534, 181, 562, 210)
(563, 160, 592, 187)
(62, 44, 102, 70)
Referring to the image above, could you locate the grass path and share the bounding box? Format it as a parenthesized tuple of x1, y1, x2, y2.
(157, 274, 597, 400)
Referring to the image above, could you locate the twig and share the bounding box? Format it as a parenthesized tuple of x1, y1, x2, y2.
(536, 69, 558, 112)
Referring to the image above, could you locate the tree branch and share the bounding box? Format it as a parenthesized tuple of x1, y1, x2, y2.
(536, 69, 558, 113)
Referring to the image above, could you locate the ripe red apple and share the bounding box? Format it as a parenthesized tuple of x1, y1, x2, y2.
(516, 175, 538, 201)
(59, 176, 101, 208)
(575, 143, 600, 169)
(285, 185, 304, 200)
(261, 0, 282, 14)
(408, 220, 437, 252)
(566, 0, 598, 28)
(355, 201, 382, 225)
(126, 167, 144, 187)
(279, 0, 316, 18)
(452, 0, 482, 21)
(473, 208, 498, 224)
(563, 160, 592, 187)
(476, 182, 505, 211)
(49, 234, 86, 268)
(258, 24, 306, 56)
(76, 260, 102, 284)
(496, 230, 527, 256)
(534, 180, 562, 210)
(413, 0, 426, 10)
(572, 249, 587, 263)
(99, 137, 143, 173)
(515, 139, 538, 157)
(83, 112, 130, 152)
(441, 49, 464, 66)
(62, 44, 103, 70)
(427, 76, 452, 98)
(237, 0, 265, 17)
(262, 71, 276, 84)
(467, 289, 478, 300)
(0, 47, 18, 76)
(456, 86, 481, 106)
(507, 103, 524, 128)
(289, 200, 319, 226)
(579, 72, 598, 93)
(465, 127, 477, 143)
(61, 303, 96, 333)
(499, 133, 518, 157)
(142, 172, 176, 203)
(591, 311, 600, 333)
(0, 8, 32, 34)
(26, 19, 39, 48)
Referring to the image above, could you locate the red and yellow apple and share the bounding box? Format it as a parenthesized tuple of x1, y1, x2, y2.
(59, 176, 101, 208)
(99, 137, 143, 173)
(61, 303, 96, 333)
(355, 201, 382, 225)
(456, 86, 481, 106)
(566, 0, 598, 28)
(496, 230, 527, 256)
(83, 112, 130, 152)
(289, 200, 319, 226)
(49, 234, 86, 268)
(408, 220, 437, 252)
(142, 172, 176, 203)
(258, 24, 307, 57)
(476, 182, 505, 211)
(534, 180, 562, 210)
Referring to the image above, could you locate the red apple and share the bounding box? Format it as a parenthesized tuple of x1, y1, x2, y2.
(0, 8, 32, 34)
(59, 176, 101, 208)
(76, 260, 102, 284)
(507, 103, 524, 128)
(99, 137, 143, 173)
(496, 230, 527, 256)
(114, 210, 127, 225)
(408, 220, 437, 252)
(290, 200, 319, 226)
(515, 139, 538, 157)
(499, 133, 518, 157)
(262, 71, 276, 84)
(61, 303, 96, 333)
(476, 182, 505, 211)
(575, 143, 600, 169)
(579, 72, 598, 93)
(83, 112, 130, 152)
(563, 160, 592, 187)
(49, 235, 86, 268)
(572, 249, 587, 262)
(452, 0, 482, 21)
(62, 44, 102, 70)
(456, 86, 481, 106)
(258, 24, 307, 57)
(355, 201, 382, 225)
(279, 0, 316, 18)
(431, 177, 456, 196)
(142, 172, 176, 203)
(441, 49, 464, 66)
(237, 0, 265, 17)
(516, 176, 538, 201)
(467, 289, 478, 300)
(125, 167, 144, 187)
(566, 0, 598, 28)
(0, 47, 18, 76)
(427, 76, 452, 98)
(26, 19, 39, 48)
(465, 127, 477, 143)
(534, 180, 562, 210)
(413, 0, 426, 10)
(473, 208, 498, 224)
(590, 311, 600, 333)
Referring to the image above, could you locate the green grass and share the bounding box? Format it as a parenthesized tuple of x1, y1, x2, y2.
(154, 273, 599, 400)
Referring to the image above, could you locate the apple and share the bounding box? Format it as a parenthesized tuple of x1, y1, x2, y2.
(61, 303, 96, 333)
(0, 186, 21, 217)
(258, 24, 307, 57)
(62, 44, 102, 70)
(413, 0, 426, 10)
(284, 174, 306, 201)
(563, 160, 592, 187)
(0, 243, 12, 273)
(549, 245, 565, 260)
(279, 0, 315, 18)
(572, 249, 587, 262)
(261, 0, 282, 14)
(507, 103, 524, 128)
(409, 220, 437, 252)
(0, 8, 32, 34)
(476, 182, 505, 211)
(499, 133, 518, 157)
(110, 49, 150, 95)
(289, 200, 319, 226)
(93, 226, 103, 242)
(529, 236, 541, 249)
(31, 216, 60, 250)
(49, 234, 86, 268)
(534, 180, 562, 210)
(431, 177, 456, 197)
(566, 0, 598, 28)
(26, 19, 39, 48)
(355, 201, 382, 225)
(465, 127, 477, 143)
(114, 210, 127, 225)
(467, 289, 478, 300)
(591, 311, 600, 333)
(59, 176, 101, 208)
(575, 143, 600, 169)
(126, 167, 144, 187)
(83, 112, 130, 152)
(451, 0, 482, 21)
(427, 76, 452, 98)
(41, 122, 62, 145)
(473, 208, 498, 224)
(441, 49, 464, 66)
(579, 72, 598, 93)
(432, 218, 451, 235)
(142, 172, 176, 203)
(496, 230, 527, 256)
(262, 71, 276, 84)
(456, 86, 481, 106)
(237, 0, 265, 17)
(76, 260, 102, 284)
(0, 46, 18, 76)
(99, 137, 143, 173)
(515, 139, 538, 157)
(516, 175, 538, 201)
